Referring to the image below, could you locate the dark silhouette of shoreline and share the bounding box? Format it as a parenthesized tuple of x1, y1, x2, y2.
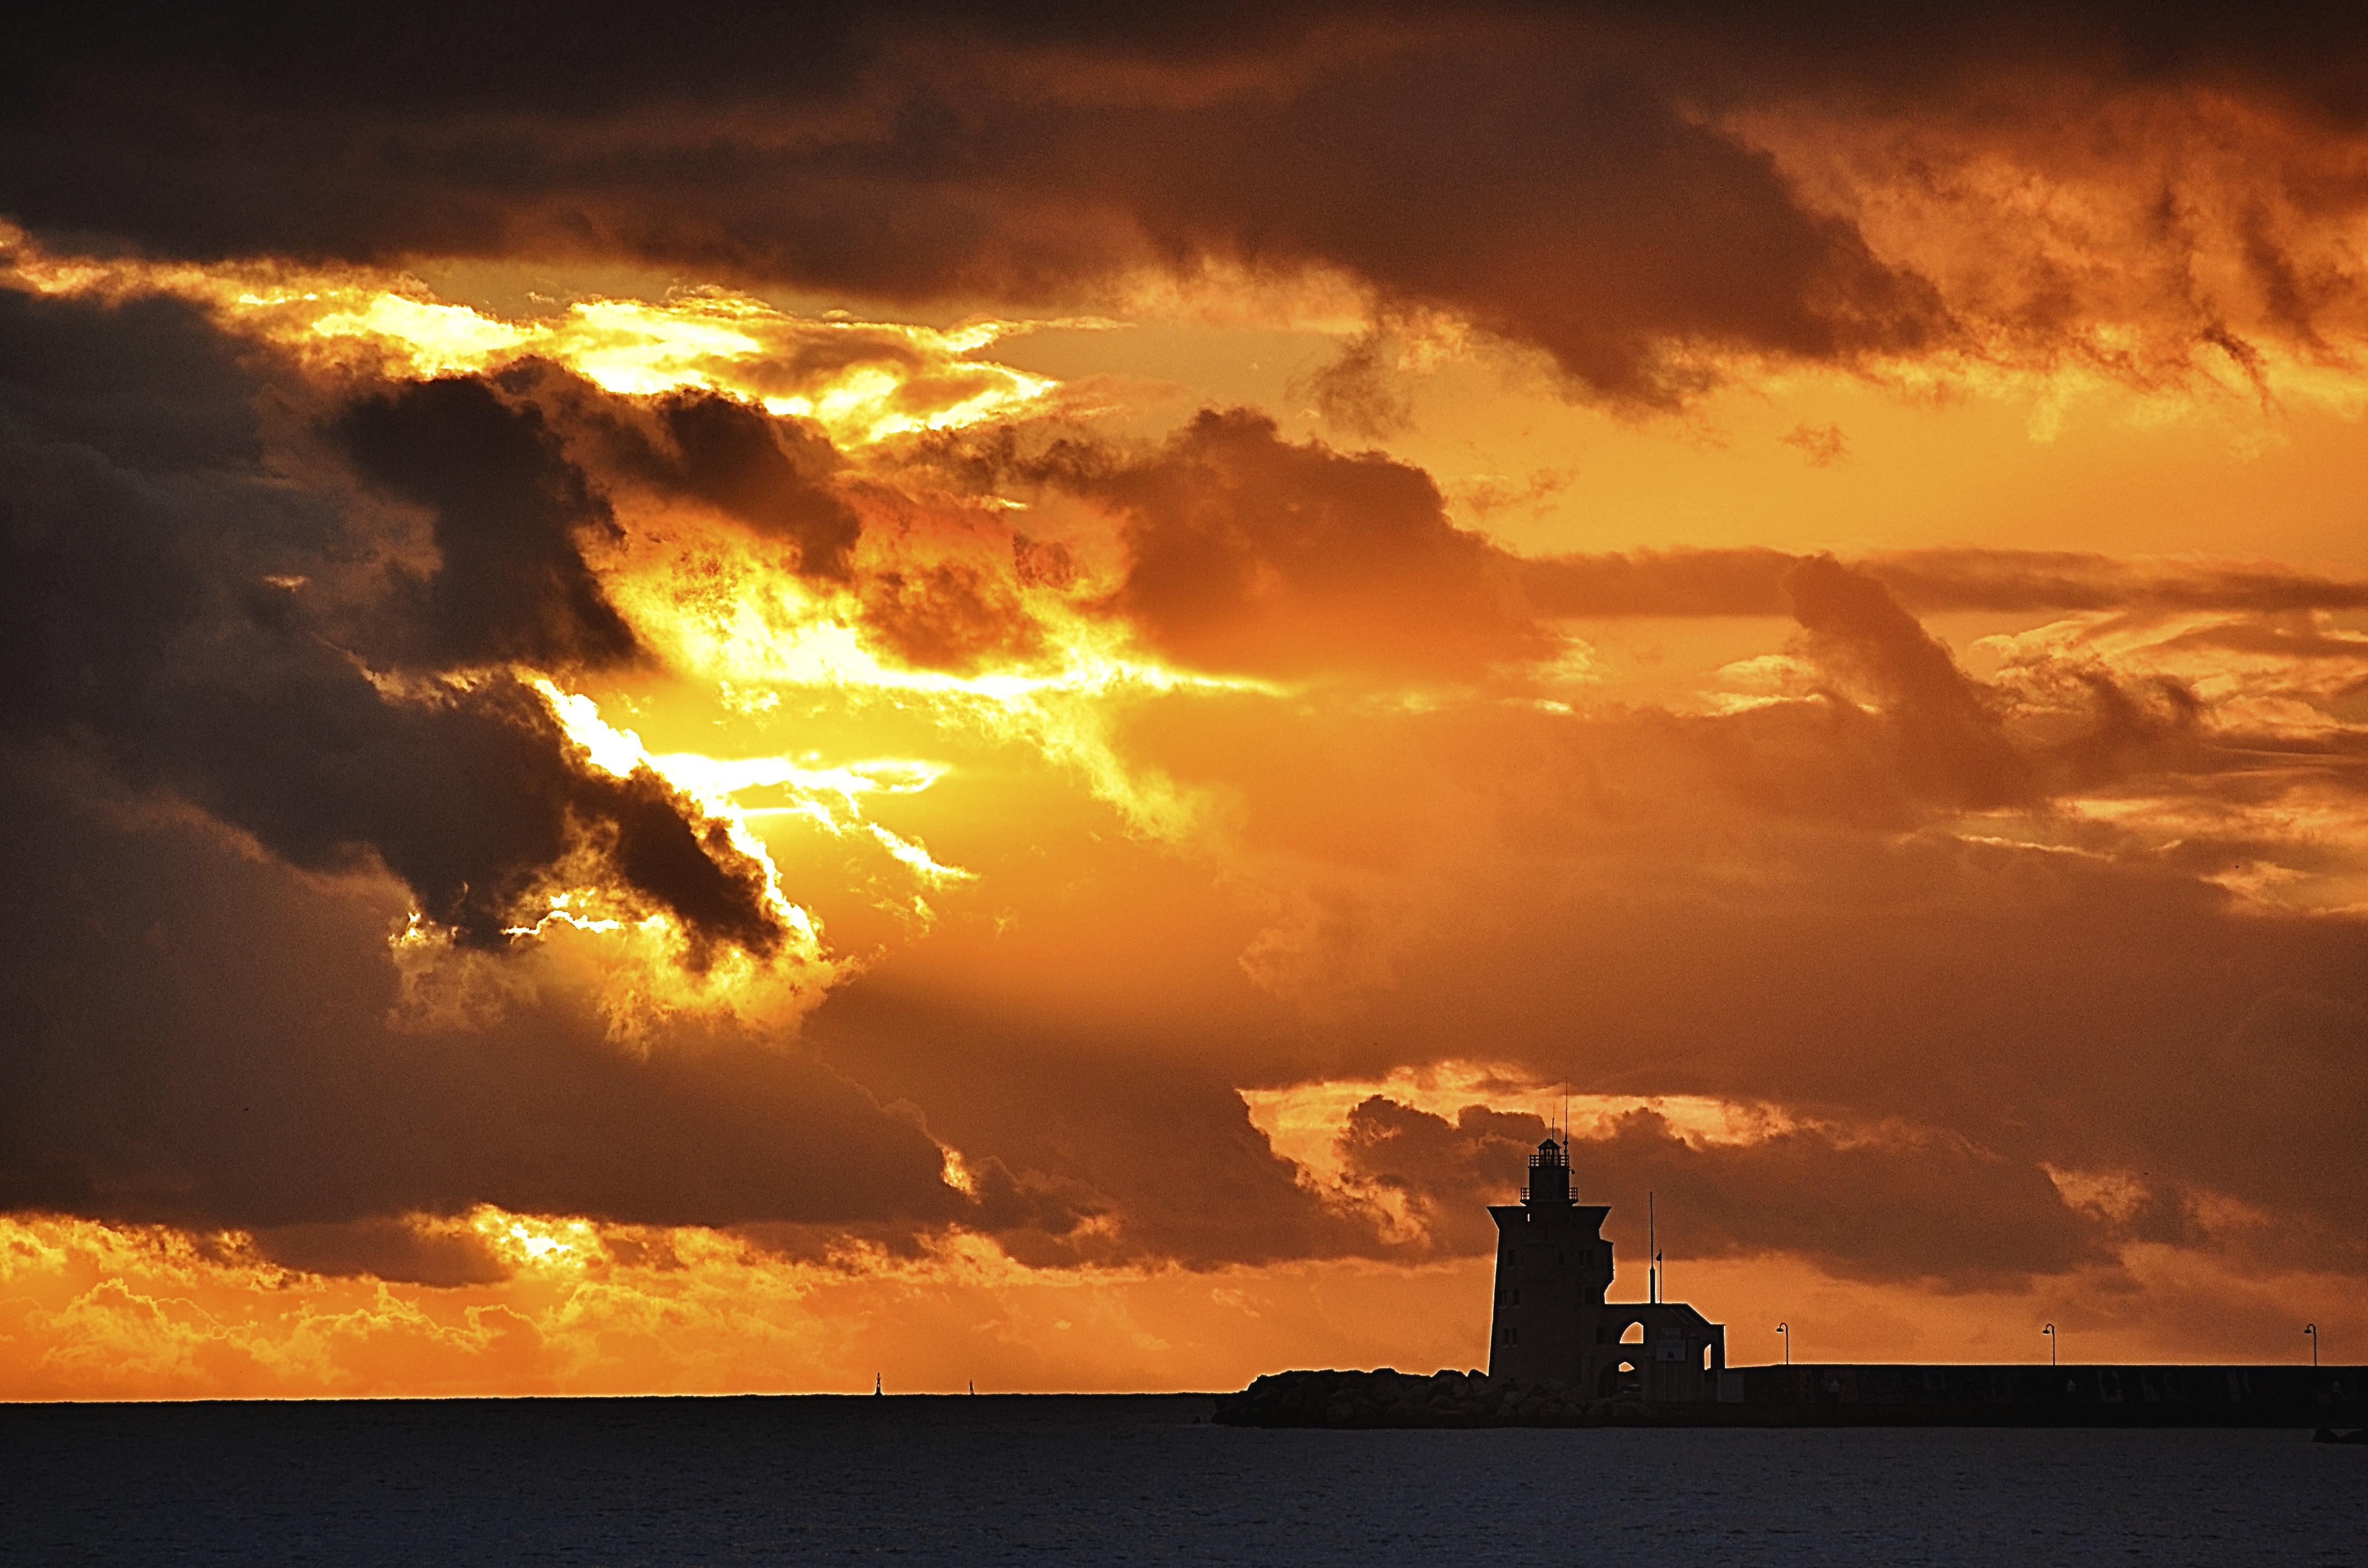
(1220, 1137, 2364, 1429)
(1212, 1364, 2367, 1428)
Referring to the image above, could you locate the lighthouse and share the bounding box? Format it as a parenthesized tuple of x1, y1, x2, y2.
(1486, 1135, 1728, 1399)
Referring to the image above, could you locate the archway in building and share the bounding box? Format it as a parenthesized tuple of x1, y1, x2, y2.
(1620, 1321, 1644, 1344)
(1598, 1359, 1641, 1397)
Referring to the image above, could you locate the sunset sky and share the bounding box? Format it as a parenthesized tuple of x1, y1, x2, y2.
(4, 3, 2365, 1398)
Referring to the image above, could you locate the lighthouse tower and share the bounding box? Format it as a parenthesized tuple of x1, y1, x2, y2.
(1486, 1136, 1613, 1386)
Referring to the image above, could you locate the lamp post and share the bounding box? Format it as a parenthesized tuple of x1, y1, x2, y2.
(2305, 1324, 2318, 1367)
(1777, 1322, 1790, 1366)
(2042, 1323, 2057, 1366)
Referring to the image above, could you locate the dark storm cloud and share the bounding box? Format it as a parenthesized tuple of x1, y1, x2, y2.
(156, 664, 785, 961)
(2189, 989, 2368, 1246)
(14, 5, 2368, 401)
(242, 1219, 514, 1289)
(1523, 548, 2368, 620)
(1293, 332, 1413, 442)
(1337, 1098, 2111, 1284)
(1025, 409, 1545, 679)
(504, 364, 862, 580)
(1782, 554, 2033, 810)
(0, 747, 975, 1236)
(1078, 56, 1934, 404)
(650, 393, 862, 578)
(1861, 551, 2368, 617)
(858, 562, 1046, 674)
(0, 287, 783, 960)
(0, 8, 1941, 403)
(804, 982, 1393, 1270)
(1324, 803, 2368, 1270)
(20, 2, 2364, 115)
(337, 376, 641, 670)
(0, 282, 1128, 1258)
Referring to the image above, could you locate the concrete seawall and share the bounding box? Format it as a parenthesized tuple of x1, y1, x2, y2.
(1213, 1364, 2368, 1429)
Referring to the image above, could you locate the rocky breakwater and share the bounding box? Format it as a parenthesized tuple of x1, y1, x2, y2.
(1213, 1368, 1624, 1428)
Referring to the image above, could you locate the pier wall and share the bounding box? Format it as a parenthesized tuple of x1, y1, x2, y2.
(1212, 1364, 2367, 1428)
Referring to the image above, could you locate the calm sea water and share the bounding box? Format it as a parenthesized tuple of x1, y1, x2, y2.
(2, 1395, 2357, 1566)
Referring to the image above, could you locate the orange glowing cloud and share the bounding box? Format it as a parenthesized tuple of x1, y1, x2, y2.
(0, 224, 1064, 446)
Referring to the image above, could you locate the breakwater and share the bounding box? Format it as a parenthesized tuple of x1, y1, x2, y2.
(1213, 1364, 2367, 1429)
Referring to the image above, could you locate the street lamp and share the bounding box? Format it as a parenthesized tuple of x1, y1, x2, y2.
(2305, 1323, 2318, 1367)
(2042, 1323, 2057, 1366)
(1777, 1322, 1790, 1365)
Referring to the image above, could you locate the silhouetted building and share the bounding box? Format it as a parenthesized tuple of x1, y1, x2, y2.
(1488, 1136, 1726, 1399)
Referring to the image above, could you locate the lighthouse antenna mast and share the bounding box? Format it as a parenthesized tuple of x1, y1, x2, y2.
(1648, 1192, 1658, 1305)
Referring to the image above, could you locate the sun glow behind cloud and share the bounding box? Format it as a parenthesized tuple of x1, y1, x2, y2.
(0, 225, 1058, 447)
(0, 226, 1303, 1012)
(1, 225, 1316, 847)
